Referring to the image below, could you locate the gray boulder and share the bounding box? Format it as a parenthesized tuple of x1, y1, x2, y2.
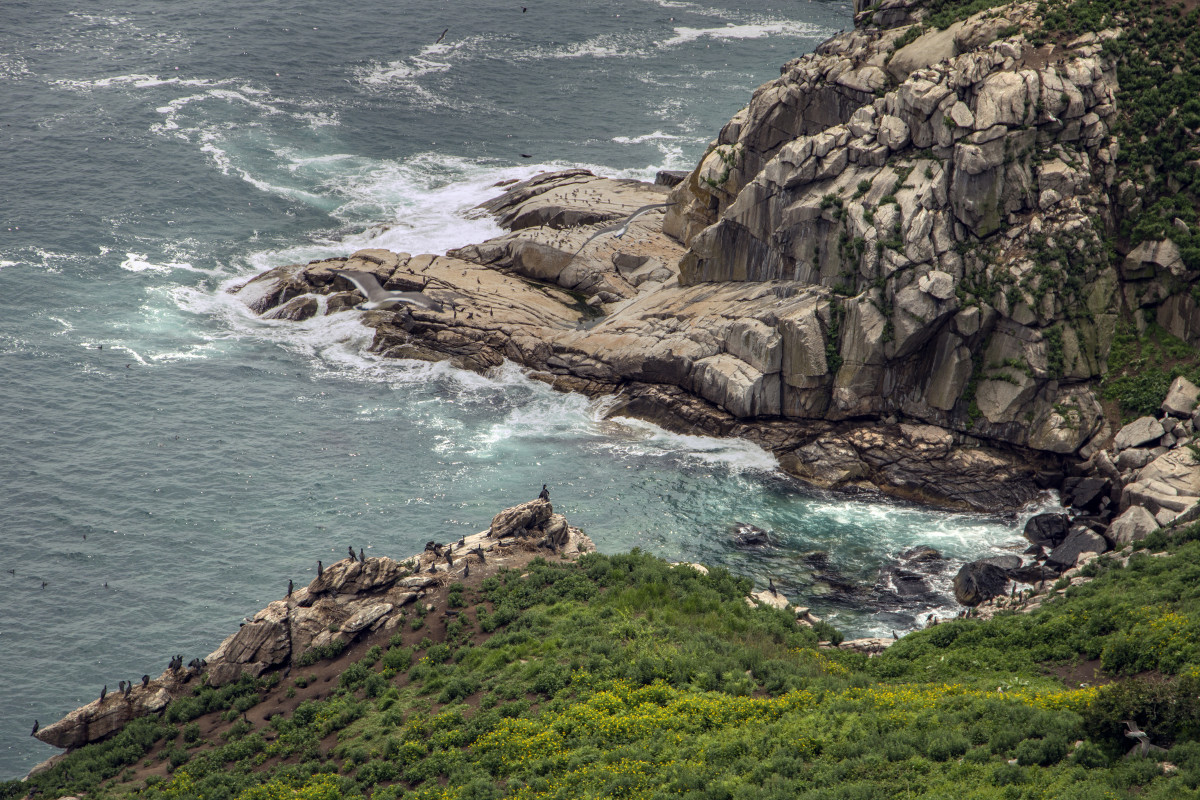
(1107, 505, 1160, 544)
(1114, 416, 1166, 451)
(1162, 376, 1200, 418)
(1023, 513, 1071, 548)
(1046, 527, 1108, 568)
(953, 560, 1009, 606)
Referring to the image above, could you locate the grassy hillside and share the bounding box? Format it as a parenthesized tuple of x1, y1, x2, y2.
(7, 527, 1200, 800)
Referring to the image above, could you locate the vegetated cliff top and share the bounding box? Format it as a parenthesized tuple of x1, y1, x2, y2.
(7, 525, 1200, 800)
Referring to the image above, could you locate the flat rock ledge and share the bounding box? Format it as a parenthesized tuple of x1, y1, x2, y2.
(32, 499, 593, 754)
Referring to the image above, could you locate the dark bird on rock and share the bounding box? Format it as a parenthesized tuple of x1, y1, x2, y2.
(458, 536, 465, 548)
(100, 685, 107, 702)
(142, 674, 149, 687)
(287, 579, 293, 597)
(539, 484, 550, 501)
(124, 682, 132, 698)
(332, 269, 443, 312)
(464, 561, 470, 578)
(119, 680, 126, 694)
(348, 545, 356, 561)
(317, 560, 323, 577)
(892, 631, 898, 640)
(31, 720, 38, 736)
(471, 545, 487, 565)
(768, 577, 777, 594)
(359, 547, 365, 563)
(445, 551, 453, 567)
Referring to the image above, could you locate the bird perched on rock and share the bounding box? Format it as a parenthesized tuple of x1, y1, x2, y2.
(141, 674, 149, 688)
(768, 577, 777, 594)
(359, 548, 365, 563)
(471, 545, 487, 565)
(317, 560, 323, 577)
(99, 685, 107, 702)
(539, 484, 550, 501)
(458, 536, 465, 549)
(464, 562, 470, 578)
(348, 546, 356, 561)
(445, 551, 453, 567)
(30, 720, 39, 736)
(124, 681, 132, 698)
(119, 680, 126, 694)
(287, 579, 293, 597)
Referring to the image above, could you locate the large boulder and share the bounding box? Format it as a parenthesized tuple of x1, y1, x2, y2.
(1107, 505, 1160, 544)
(953, 560, 1009, 606)
(489, 498, 553, 538)
(1113, 416, 1165, 451)
(1162, 376, 1200, 418)
(1023, 513, 1071, 548)
(1046, 527, 1108, 568)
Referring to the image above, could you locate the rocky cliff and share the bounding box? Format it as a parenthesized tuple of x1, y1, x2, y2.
(235, 0, 1200, 515)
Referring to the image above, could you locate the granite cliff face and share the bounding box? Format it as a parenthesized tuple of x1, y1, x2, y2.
(235, 0, 1197, 513)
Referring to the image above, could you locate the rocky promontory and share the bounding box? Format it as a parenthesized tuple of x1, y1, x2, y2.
(32, 499, 593, 755)
(236, 0, 1200, 523)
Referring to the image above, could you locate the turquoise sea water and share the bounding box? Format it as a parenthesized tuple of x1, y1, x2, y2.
(0, 0, 1043, 777)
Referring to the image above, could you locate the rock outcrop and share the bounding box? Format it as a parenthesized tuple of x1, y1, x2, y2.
(34, 499, 593, 752)
(232, 0, 1197, 521)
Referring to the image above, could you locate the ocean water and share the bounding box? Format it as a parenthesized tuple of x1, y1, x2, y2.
(0, 0, 1041, 777)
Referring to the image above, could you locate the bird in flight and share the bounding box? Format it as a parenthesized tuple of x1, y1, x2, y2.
(332, 269, 444, 312)
(572, 203, 674, 255)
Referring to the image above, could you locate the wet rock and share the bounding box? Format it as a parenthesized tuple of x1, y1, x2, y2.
(1023, 513, 1071, 548)
(953, 560, 1009, 606)
(732, 523, 772, 547)
(267, 295, 319, 321)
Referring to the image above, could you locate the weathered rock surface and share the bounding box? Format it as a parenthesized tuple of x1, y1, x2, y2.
(1107, 505, 1160, 544)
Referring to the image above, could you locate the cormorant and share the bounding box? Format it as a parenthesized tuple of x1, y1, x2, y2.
(30, 721, 38, 737)
(768, 577, 777, 594)
(123, 682, 132, 698)
(142, 675, 149, 687)
(119, 680, 126, 694)
(100, 685, 107, 702)
(464, 562, 470, 578)
(348, 546, 356, 561)
(287, 579, 293, 597)
(539, 484, 550, 501)
(318, 560, 323, 577)
(359, 548, 365, 563)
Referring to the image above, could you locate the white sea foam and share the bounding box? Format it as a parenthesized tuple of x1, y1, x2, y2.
(119, 252, 198, 273)
(612, 131, 680, 144)
(660, 21, 828, 47)
(0, 260, 17, 270)
(53, 73, 234, 91)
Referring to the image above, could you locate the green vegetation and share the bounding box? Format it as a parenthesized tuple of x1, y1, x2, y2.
(1102, 322, 1200, 420)
(10, 540, 1200, 800)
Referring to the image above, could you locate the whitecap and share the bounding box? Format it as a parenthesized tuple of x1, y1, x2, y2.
(660, 21, 829, 47)
(119, 253, 196, 273)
